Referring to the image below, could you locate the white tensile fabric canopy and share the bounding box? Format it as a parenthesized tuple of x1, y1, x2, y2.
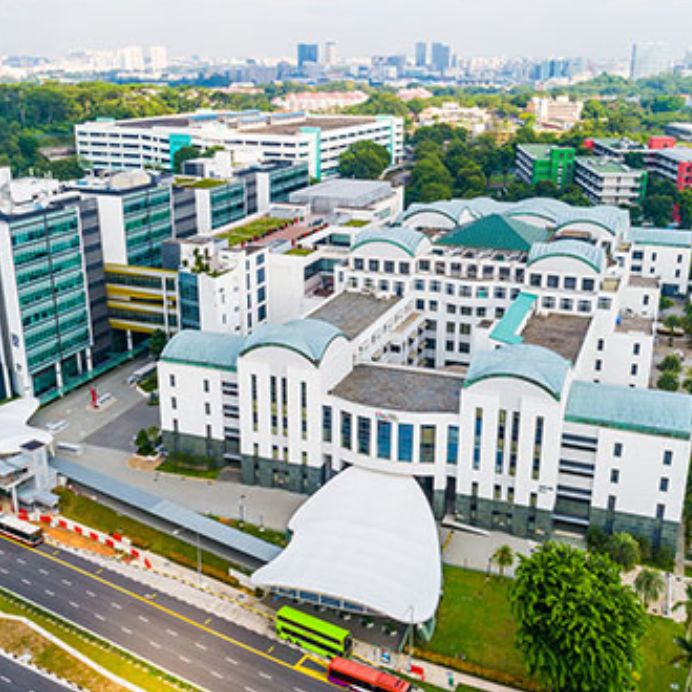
(252, 466, 441, 623)
(0, 397, 52, 456)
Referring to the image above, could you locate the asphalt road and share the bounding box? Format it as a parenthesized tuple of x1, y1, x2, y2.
(0, 537, 333, 692)
(0, 652, 71, 692)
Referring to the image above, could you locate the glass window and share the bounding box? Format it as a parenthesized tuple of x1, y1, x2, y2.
(473, 408, 483, 470)
(377, 420, 392, 459)
(610, 469, 619, 483)
(547, 275, 559, 288)
(419, 425, 436, 463)
(398, 424, 413, 462)
(353, 258, 364, 270)
(447, 425, 459, 464)
(529, 273, 541, 287)
(357, 417, 371, 455)
(659, 477, 669, 492)
(322, 406, 332, 443)
(340, 412, 352, 450)
(663, 450, 673, 466)
(613, 442, 622, 458)
(564, 276, 576, 290)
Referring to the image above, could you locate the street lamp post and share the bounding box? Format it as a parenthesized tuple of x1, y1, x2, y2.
(196, 532, 202, 585)
(239, 494, 246, 524)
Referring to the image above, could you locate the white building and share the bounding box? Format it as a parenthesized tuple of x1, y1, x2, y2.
(574, 157, 647, 207)
(75, 111, 404, 181)
(630, 42, 673, 79)
(158, 197, 692, 554)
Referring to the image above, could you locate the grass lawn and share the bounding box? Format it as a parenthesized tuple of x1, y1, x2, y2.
(423, 566, 527, 679)
(342, 218, 370, 227)
(286, 247, 314, 256)
(224, 216, 290, 247)
(638, 616, 686, 692)
(423, 564, 687, 690)
(157, 457, 221, 479)
(0, 589, 191, 691)
(209, 514, 288, 548)
(56, 487, 250, 579)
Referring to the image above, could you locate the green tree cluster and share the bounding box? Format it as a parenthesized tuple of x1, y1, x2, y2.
(338, 140, 391, 179)
(510, 542, 646, 691)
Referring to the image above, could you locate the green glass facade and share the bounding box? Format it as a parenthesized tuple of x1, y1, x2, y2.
(8, 208, 91, 396)
(268, 163, 310, 203)
(123, 187, 173, 266)
(210, 183, 246, 229)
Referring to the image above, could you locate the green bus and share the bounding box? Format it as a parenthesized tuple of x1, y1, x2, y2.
(275, 606, 352, 658)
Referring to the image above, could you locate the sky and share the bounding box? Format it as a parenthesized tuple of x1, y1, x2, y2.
(0, 0, 690, 61)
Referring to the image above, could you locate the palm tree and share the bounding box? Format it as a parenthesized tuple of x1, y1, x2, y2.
(673, 583, 692, 635)
(491, 545, 514, 578)
(634, 568, 665, 608)
(672, 635, 692, 692)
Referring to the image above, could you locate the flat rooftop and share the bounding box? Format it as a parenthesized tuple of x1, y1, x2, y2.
(629, 275, 659, 288)
(331, 364, 464, 413)
(616, 315, 654, 335)
(289, 179, 393, 208)
(308, 292, 400, 340)
(522, 313, 592, 363)
(243, 116, 376, 136)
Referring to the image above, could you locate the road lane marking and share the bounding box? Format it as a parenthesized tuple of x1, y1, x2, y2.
(60, 579, 72, 587)
(150, 640, 161, 649)
(244, 687, 258, 692)
(179, 655, 191, 664)
(94, 613, 106, 621)
(138, 615, 149, 623)
(69, 601, 80, 609)
(0, 568, 7, 575)
(20, 578, 31, 585)
(38, 568, 49, 576)
(0, 535, 328, 685)
(225, 657, 238, 665)
(194, 642, 207, 650)
(86, 590, 96, 598)
(122, 627, 133, 635)
(110, 602, 122, 610)
(294, 688, 309, 692)
(44, 589, 55, 597)
(166, 629, 178, 637)
(258, 671, 272, 680)
(211, 671, 223, 679)
(204, 617, 212, 624)
(15, 558, 26, 565)
(0, 675, 11, 684)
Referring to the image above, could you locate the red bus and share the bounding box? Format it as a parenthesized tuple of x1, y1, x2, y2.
(0, 514, 44, 547)
(328, 657, 413, 692)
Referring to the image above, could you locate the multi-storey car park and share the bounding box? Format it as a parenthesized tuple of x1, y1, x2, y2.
(75, 110, 405, 181)
(158, 196, 692, 555)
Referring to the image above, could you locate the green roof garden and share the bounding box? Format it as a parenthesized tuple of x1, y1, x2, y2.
(437, 214, 551, 252)
(174, 177, 228, 189)
(222, 216, 293, 248)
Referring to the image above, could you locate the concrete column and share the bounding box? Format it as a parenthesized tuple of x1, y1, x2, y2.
(55, 361, 63, 390)
(85, 348, 93, 373)
(76, 351, 83, 375)
(126, 330, 133, 352)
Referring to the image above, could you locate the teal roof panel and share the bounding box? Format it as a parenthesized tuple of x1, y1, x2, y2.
(490, 293, 537, 344)
(437, 214, 551, 251)
(629, 227, 692, 248)
(528, 239, 605, 272)
(161, 330, 245, 371)
(465, 344, 571, 400)
(566, 381, 692, 439)
(352, 226, 427, 257)
(240, 318, 345, 365)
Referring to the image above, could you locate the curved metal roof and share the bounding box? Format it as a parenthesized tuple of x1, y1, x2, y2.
(251, 465, 441, 623)
(161, 330, 245, 371)
(240, 319, 345, 365)
(401, 197, 627, 236)
(351, 226, 428, 257)
(528, 239, 605, 272)
(465, 344, 571, 400)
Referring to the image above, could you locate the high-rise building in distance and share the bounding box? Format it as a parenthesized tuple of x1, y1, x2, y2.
(324, 41, 337, 66)
(118, 46, 145, 72)
(149, 46, 168, 72)
(431, 42, 451, 73)
(297, 43, 319, 68)
(630, 42, 672, 79)
(415, 42, 427, 67)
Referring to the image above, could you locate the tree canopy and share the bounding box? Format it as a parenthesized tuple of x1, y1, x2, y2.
(510, 541, 646, 691)
(338, 140, 391, 179)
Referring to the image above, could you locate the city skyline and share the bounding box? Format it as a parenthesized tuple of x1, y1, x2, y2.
(0, 0, 690, 61)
